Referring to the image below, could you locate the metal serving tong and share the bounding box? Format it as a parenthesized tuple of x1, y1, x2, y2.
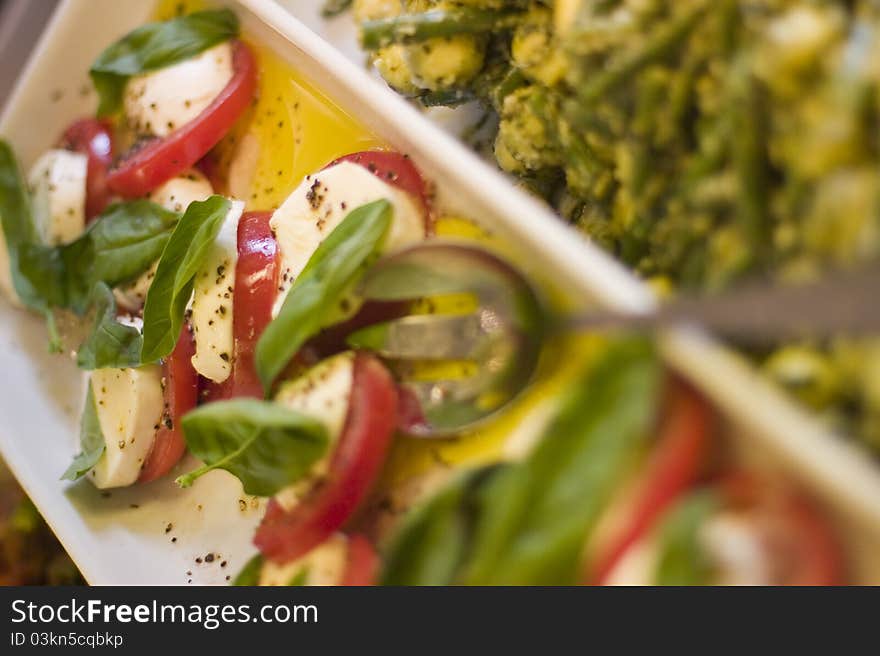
(351, 242, 880, 438)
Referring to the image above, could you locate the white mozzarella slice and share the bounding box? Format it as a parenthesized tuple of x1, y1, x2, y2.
(117, 314, 144, 332)
(273, 352, 356, 512)
(227, 132, 260, 200)
(275, 351, 355, 437)
(148, 169, 214, 213)
(123, 42, 233, 139)
(259, 533, 349, 586)
(27, 149, 87, 245)
(114, 261, 158, 314)
(604, 509, 773, 586)
(88, 365, 164, 489)
(190, 199, 244, 383)
(698, 512, 773, 586)
(269, 161, 426, 316)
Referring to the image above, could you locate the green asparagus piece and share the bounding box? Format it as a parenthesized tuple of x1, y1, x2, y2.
(321, 0, 352, 18)
(361, 9, 525, 50)
(417, 88, 476, 107)
(729, 68, 771, 271)
(573, 3, 708, 110)
(490, 67, 527, 110)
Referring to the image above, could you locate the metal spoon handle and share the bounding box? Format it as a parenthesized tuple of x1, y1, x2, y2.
(568, 263, 880, 343)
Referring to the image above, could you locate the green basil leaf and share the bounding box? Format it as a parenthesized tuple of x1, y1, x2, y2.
(20, 199, 177, 365)
(75, 200, 179, 295)
(176, 398, 328, 496)
(463, 338, 660, 585)
(1, 142, 178, 353)
(381, 466, 505, 586)
(141, 195, 232, 363)
(255, 199, 393, 392)
(654, 490, 720, 586)
(0, 141, 38, 250)
(0, 141, 61, 348)
(61, 385, 105, 481)
(76, 283, 144, 370)
(11, 199, 178, 314)
(17, 241, 68, 307)
(379, 338, 661, 585)
(65, 200, 179, 312)
(232, 554, 263, 586)
(90, 9, 239, 116)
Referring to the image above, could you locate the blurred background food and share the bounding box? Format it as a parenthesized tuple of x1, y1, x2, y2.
(347, 0, 880, 453)
(0, 461, 82, 585)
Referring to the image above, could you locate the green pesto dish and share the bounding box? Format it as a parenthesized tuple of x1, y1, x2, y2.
(348, 0, 880, 453)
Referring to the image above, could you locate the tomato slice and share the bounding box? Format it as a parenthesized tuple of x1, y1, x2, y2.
(341, 534, 380, 586)
(195, 152, 225, 192)
(229, 211, 278, 398)
(329, 150, 432, 223)
(254, 353, 398, 563)
(60, 118, 114, 221)
(717, 472, 844, 585)
(202, 211, 278, 401)
(396, 384, 428, 435)
(590, 380, 713, 584)
(106, 40, 257, 198)
(139, 326, 199, 483)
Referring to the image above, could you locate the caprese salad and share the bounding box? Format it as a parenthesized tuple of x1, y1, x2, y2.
(0, 6, 847, 586)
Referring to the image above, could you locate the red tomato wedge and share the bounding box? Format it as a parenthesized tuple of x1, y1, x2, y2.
(590, 380, 713, 585)
(60, 118, 114, 221)
(396, 384, 429, 435)
(228, 211, 278, 398)
(204, 211, 278, 401)
(329, 150, 432, 223)
(717, 472, 844, 585)
(254, 353, 398, 563)
(139, 326, 199, 483)
(106, 40, 257, 198)
(195, 152, 225, 192)
(341, 534, 380, 586)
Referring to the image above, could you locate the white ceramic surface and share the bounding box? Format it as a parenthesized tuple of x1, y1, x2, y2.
(1, 0, 879, 583)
